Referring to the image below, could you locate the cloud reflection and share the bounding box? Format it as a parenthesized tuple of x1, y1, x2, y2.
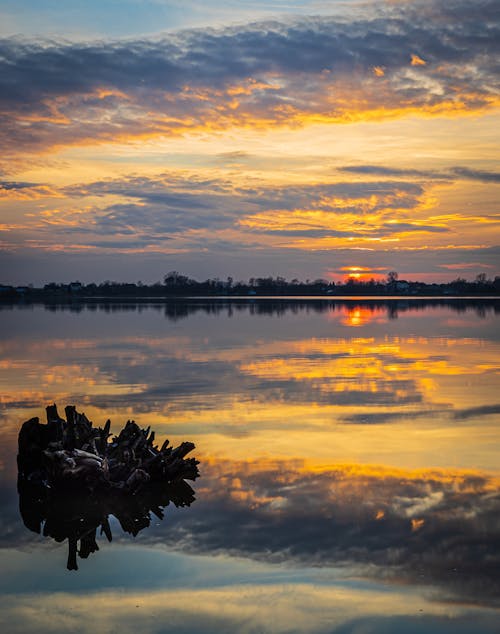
(4, 458, 500, 609)
(2, 583, 499, 634)
(18, 477, 197, 570)
(0, 300, 498, 445)
(137, 459, 500, 607)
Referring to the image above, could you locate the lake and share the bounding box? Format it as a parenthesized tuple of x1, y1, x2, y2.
(1, 298, 499, 633)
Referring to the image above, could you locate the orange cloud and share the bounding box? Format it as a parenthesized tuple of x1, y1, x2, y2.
(226, 78, 281, 97)
(2, 73, 499, 169)
(0, 184, 60, 200)
(440, 262, 495, 270)
(411, 54, 427, 66)
(411, 518, 425, 531)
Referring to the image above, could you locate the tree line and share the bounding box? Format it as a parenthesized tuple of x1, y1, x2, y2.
(1, 271, 499, 298)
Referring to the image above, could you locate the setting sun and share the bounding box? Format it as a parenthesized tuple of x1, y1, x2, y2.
(338, 266, 386, 284)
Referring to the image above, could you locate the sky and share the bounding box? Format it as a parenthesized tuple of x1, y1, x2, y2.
(0, 0, 499, 285)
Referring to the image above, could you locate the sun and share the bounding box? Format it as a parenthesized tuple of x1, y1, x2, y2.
(343, 266, 368, 282)
(335, 266, 387, 284)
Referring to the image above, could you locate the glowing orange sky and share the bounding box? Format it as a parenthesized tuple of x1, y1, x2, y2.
(0, 0, 498, 284)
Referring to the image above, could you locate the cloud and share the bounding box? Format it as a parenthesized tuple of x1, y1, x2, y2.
(379, 222, 449, 234)
(440, 262, 496, 271)
(0, 181, 59, 200)
(340, 409, 449, 424)
(0, 173, 433, 251)
(4, 163, 494, 262)
(339, 165, 500, 183)
(0, 0, 499, 159)
(343, 403, 500, 425)
(450, 167, 500, 184)
(410, 54, 426, 66)
(453, 404, 500, 420)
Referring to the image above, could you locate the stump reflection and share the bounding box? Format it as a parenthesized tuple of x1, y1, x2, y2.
(18, 477, 196, 570)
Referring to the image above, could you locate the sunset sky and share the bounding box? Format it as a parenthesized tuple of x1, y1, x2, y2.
(1, 0, 499, 285)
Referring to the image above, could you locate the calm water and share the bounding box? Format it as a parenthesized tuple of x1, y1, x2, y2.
(1, 299, 499, 633)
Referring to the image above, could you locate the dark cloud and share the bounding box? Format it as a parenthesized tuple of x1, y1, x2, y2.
(0, 0, 499, 156)
(250, 228, 358, 238)
(380, 222, 449, 234)
(453, 403, 500, 420)
(0, 180, 58, 199)
(339, 165, 500, 183)
(450, 167, 500, 184)
(0, 181, 37, 191)
(340, 408, 449, 424)
(340, 165, 435, 178)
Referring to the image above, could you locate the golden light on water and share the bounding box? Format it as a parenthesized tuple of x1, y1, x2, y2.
(342, 307, 371, 327)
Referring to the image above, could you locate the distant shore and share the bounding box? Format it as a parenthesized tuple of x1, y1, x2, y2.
(2, 274, 500, 303)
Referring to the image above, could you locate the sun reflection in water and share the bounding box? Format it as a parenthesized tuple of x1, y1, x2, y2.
(341, 306, 376, 327)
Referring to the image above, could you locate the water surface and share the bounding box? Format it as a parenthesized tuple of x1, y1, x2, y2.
(1, 299, 499, 633)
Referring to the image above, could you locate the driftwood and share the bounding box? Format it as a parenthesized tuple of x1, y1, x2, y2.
(17, 404, 200, 570)
(18, 404, 199, 490)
